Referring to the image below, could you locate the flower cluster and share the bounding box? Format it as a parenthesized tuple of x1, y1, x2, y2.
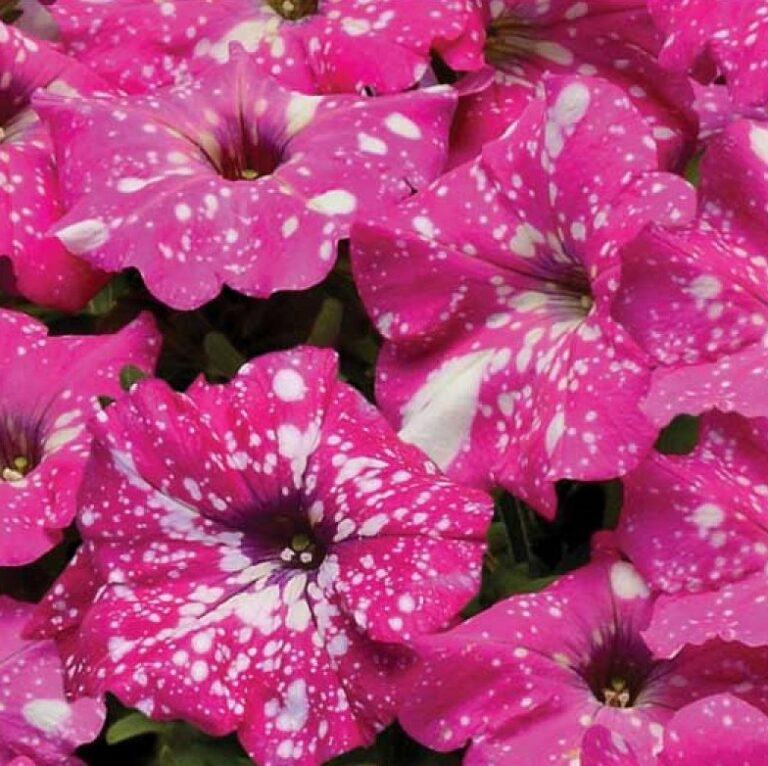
(1, 1, 768, 764)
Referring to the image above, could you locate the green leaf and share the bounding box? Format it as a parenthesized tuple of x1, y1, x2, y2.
(203, 331, 245, 379)
(655, 414, 699, 455)
(307, 296, 344, 346)
(120, 364, 149, 391)
(106, 711, 167, 745)
(684, 153, 702, 186)
(86, 274, 132, 316)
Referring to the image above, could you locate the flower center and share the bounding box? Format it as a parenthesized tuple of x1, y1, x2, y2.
(1, 455, 30, 482)
(0, 418, 43, 483)
(484, 15, 536, 67)
(279, 532, 326, 570)
(266, 0, 318, 21)
(212, 131, 282, 182)
(579, 626, 659, 709)
(602, 677, 631, 708)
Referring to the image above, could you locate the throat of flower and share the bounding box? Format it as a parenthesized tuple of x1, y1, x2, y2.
(266, 0, 318, 21)
(1, 455, 30, 482)
(280, 532, 325, 570)
(484, 16, 536, 66)
(241, 168, 259, 180)
(602, 678, 631, 708)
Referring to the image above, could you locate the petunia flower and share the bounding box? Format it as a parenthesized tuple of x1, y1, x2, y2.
(351, 73, 695, 517)
(0, 596, 104, 766)
(613, 117, 768, 427)
(0, 21, 108, 310)
(36, 54, 456, 310)
(444, 0, 696, 168)
(0, 310, 161, 566)
(649, 0, 768, 115)
(399, 546, 768, 765)
(28, 346, 492, 766)
(45, 0, 474, 95)
(618, 411, 768, 654)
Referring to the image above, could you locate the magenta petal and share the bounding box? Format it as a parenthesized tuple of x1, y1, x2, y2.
(0, 596, 104, 766)
(650, 0, 768, 111)
(663, 694, 768, 765)
(49, 0, 472, 95)
(620, 411, 768, 597)
(643, 574, 768, 655)
(581, 726, 640, 766)
(0, 22, 108, 310)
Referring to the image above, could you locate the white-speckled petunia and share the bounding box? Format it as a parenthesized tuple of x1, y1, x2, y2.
(399, 544, 768, 766)
(352, 74, 696, 517)
(28, 346, 491, 766)
(35, 54, 456, 309)
(0, 309, 161, 566)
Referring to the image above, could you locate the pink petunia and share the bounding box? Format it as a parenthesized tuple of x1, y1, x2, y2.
(0, 21, 108, 310)
(352, 74, 695, 517)
(613, 117, 768, 427)
(0, 596, 104, 766)
(445, 0, 696, 168)
(45, 0, 473, 95)
(399, 547, 768, 765)
(28, 346, 492, 766)
(0, 310, 161, 566)
(36, 54, 456, 310)
(649, 0, 768, 115)
(618, 411, 768, 653)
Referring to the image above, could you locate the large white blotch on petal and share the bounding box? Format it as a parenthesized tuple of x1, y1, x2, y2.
(56, 218, 110, 254)
(399, 349, 498, 470)
(200, 17, 280, 62)
(552, 82, 591, 126)
(610, 561, 650, 600)
(750, 124, 768, 164)
(384, 112, 422, 140)
(545, 411, 566, 456)
(545, 82, 591, 158)
(22, 699, 72, 733)
(285, 93, 322, 136)
(307, 190, 358, 216)
(277, 423, 320, 487)
(274, 679, 310, 732)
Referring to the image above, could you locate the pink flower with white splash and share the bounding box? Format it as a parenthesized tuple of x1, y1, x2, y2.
(446, 0, 696, 168)
(0, 596, 104, 765)
(47, 0, 473, 94)
(0, 21, 108, 310)
(618, 411, 768, 653)
(29, 346, 491, 766)
(399, 547, 768, 766)
(650, 0, 768, 115)
(36, 54, 456, 309)
(352, 74, 695, 516)
(614, 117, 768, 426)
(0, 310, 160, 566)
